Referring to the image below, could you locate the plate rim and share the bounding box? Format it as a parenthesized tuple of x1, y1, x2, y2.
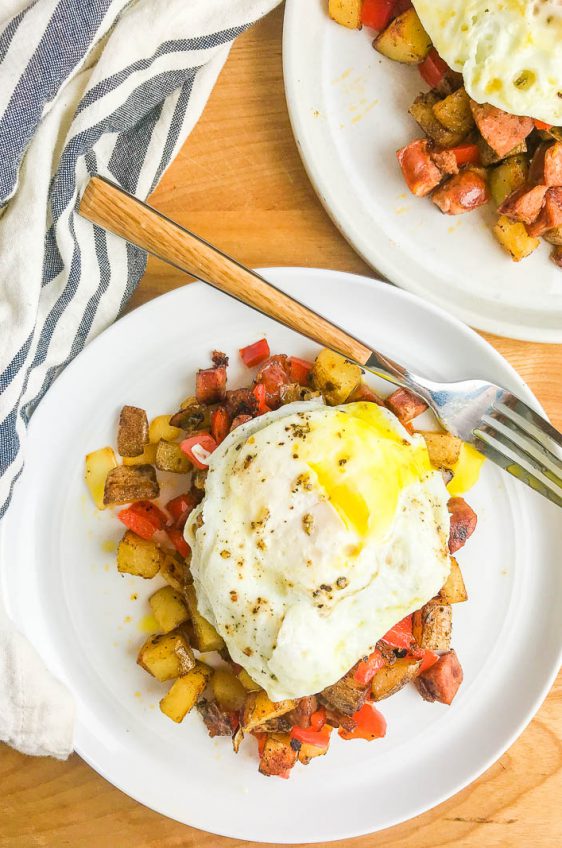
(281, 1, 562, 344)
(1, 267, 561, 843)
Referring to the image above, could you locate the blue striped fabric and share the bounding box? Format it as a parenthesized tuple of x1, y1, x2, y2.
(0, 0, 281, 520)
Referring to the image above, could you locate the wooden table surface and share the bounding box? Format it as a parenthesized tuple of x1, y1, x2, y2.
(2, 7, 561, 847)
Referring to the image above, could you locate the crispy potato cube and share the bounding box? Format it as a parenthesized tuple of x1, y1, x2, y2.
(149, 415, 182, 444)
(84, 446, 117, 509)
(420, 431, 462, 469)
(310, 348, 361, 405)
(103, 464, 159, 505)
(184, 584, 225, 652)
(117, 530, 163, 578)
(160, 552, 189, 592)
(237, 669, 261, 692)
(489, 155, 529, 207)
(241, 691, 295, 734)
(544, 225, 562, 246)
(212, 668, 247, 711)
(159, 661, 212, 723)
(122, 443, 157, 466)
(413, 602, 452, 651)
(493, 215, 540, 262)
(432, 88, 474, 135)
(371, 656, 422, 701)
(374, 8, 432, 64)
(117, 405, 149, 457)
(259, 733, 298, 777)
(298, 740, 330, 765)
(328, 0, 361, 29)
(137, 630, 195, 681)
(149, 585, 189, 633)
(409, 92, 466, 147)
(155, 439, 191, 474)
(170, 399, 211, 433)
(437, 557, 468, 604)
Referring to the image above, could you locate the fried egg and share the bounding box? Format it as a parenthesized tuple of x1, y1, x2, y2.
(185, 400, 451, 701)
(413, 0, 562, 124)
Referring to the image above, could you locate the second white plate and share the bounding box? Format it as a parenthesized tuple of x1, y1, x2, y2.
(283, 0, 562, 342)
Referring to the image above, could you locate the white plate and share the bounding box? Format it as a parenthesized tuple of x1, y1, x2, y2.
(282, 2, 562, 343)
(1, 268, 561, 843)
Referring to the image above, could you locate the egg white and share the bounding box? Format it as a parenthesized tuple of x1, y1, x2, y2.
(413, 0, 562, 124)
(185, 400, 451, 701)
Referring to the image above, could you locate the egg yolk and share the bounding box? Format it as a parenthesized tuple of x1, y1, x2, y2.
(302, 403, 433, 539)
(447, 443, 485, 496)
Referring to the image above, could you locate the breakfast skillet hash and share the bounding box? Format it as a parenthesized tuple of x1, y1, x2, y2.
(85, 341, 482, 778)
(329, 0, 562, 267)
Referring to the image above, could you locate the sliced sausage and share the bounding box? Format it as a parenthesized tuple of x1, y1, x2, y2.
(396, 139, 445, 197)
(225, 388, 257, 419)
(430, 148, 459, 176)
(415, 649, 463, 705)
(255, 355, 290, 408)
(197, 700, 236, 737)
(526, 187, 562, 237)
(530, 141, 562, 187)
(469, 100, 533, 158)
(385, 387, 428, 423)
(498, 184, 548, 225)
(448, 496, 477, 553)
(432, 169, 489, 215)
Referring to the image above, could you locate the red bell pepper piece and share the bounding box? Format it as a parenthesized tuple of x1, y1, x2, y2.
(411, 649, 440, 674)
(166, 526, 191, 559)
(255, 355, 290, 408)
(239, 338, 271, 368)
(338, 704, 387, 741)
(361, 0, 395, 31)
(534, 119, 553, 131)
(381, 614, 414, 649)
(309, 708, 326, 732)
(210, 406, 230, 445)
(166, 492, 198, 530)
(354, 648, 386, 685)
(287, 356, 313, 386)
(419, 48, 450, 89)
(290, 724, 332, 750)
(180, 433, 217, 469)
(450, 143, 481, 167)
(118, 500, 167, 540)
(252, 382, 270, 415)
(255, 732, 267, 757)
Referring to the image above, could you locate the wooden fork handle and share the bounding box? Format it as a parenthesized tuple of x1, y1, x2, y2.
(79, 176, 372, 365)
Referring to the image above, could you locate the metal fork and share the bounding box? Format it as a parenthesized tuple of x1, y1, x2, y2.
(78, 176, 562, 508)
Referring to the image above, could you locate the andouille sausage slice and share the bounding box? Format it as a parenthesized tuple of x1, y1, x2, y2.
(396, 139, 444, 197)
(415, 649, 463, 705)
(469, 100, 533, 158)
(432, 169, 489, 215)
(527, 187, 562, 237)
(530, 141, 562, 187)
(498, 184, 548, 225)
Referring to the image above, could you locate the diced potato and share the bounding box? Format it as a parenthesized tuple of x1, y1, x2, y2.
(241, 691, 295, 734)
(155, 439, 191, 474)
(310, 348, 361, 405)
(103, 464, 159, 505)
(149, 415, 182, 444)
(117, 530, 163, 578)
(237, 669, 261, 692)
(259, 733, 298, 777)
(122, 443, 157, 466)
(149, 585, 189, 633)
(420, 431, 462, 469)
(413, 602, 452, 651)
(371, 656, 422, 701)
(137, 630, 195, 681)
(489, 154, 529, 207)
(409, 92, 466, 147)
(170, 399, 211, 433)
(212, 668, 247, 711)
(543, 225, 562, 246)
(159, 661, 212, 723)
(117, 405, 149, 457)
(84, 446, 117, 509)
(374, 8, 432, 65)
(432, 88, 474, 135)
(184, 584, 225, 652)
(437, 557, 468, 604)
(298, 740, 330, 765)
(493, 215, 540, 262)
(160, 552, 189, 592)
(328, 0, 361, 29)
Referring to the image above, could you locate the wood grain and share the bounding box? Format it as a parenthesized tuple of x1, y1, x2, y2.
(2, 7, 561, 848)
(80, 176, 372, 363)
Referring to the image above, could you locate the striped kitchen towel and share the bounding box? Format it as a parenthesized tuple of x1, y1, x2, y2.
(0, 0, 281, 522)
(0, 0, 281, 758)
